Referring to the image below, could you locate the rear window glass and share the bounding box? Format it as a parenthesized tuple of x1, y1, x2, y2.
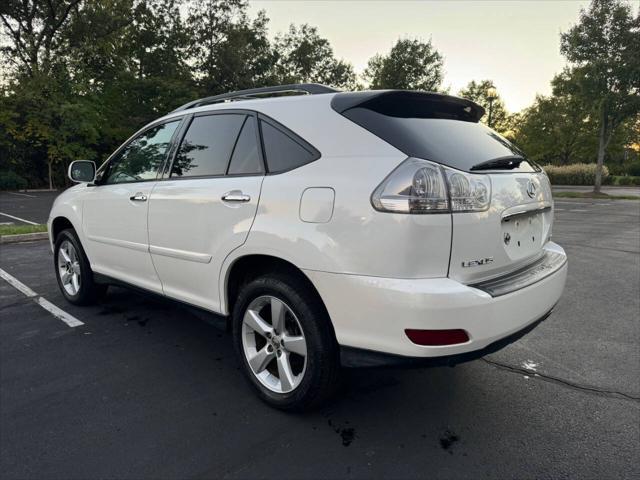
(260, 120, 318, 173)
(342, 107, 538, 173)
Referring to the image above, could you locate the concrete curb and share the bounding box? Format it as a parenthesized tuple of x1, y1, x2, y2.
(0, 232, 49, 244)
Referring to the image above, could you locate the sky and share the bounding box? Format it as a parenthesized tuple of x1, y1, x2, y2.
(247, 0, 599, 112)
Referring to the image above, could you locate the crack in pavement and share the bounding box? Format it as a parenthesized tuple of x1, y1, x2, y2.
(482, 358, 640, 403)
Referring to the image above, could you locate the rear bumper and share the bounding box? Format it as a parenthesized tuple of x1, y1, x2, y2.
(304, 242, 567, 361)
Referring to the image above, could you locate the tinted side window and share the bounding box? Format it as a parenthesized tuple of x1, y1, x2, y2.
(172, 114, 245, 178)
(227, 117, 262, 175)
(260, 120, 318, 173)
(104, 121, 179, 184)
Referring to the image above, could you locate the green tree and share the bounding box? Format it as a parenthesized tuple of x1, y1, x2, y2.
(458, 80, 512, 135)
(514, 91, 597, 165)
(185, 0, 247, 95)
(1, 0, 86, 188)
(272, 24, 356, 89)
(559, 0, 640, 192)
(364, 38, 444, 91)
(205, 10, 278, 93)
(0, 0, 81, 78)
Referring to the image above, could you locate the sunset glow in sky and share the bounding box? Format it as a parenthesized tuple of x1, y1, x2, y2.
(248, 0, 603, 112)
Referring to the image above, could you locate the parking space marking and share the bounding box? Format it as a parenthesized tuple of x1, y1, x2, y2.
(570, 209, 588, 212)
(7, 192, 36, 198)
(0, 268, 37, 297)
(0, 212, 39, 225)
(0, 268, 83, 328)
(35, 297, 84, 327)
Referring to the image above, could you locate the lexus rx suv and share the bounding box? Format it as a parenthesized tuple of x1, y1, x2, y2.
(48, 84, 567, 410)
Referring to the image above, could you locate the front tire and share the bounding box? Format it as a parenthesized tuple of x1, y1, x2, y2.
(54, 229, 107, 305)
(232, 273, 340, 411)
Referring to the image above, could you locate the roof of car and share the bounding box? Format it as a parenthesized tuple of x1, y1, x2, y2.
(167, 84, 485, 123)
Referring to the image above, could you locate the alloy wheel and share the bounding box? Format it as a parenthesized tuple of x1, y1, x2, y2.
(241, 295, 308, 393)
(57, 240, 81, 296)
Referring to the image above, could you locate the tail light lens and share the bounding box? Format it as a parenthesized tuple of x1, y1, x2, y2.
(371, 157, 491, 214)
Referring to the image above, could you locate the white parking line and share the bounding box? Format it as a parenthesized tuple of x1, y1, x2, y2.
(0, 268, 83, 328)
(0, 268, 37, 297)
(7, 192, 36, 198)
(0, 212, 39, 225)
(35, 297, 84, 327)
(570, 209, 588, 212)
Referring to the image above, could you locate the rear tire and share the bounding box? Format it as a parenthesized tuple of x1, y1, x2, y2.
(232, 273, 340, 411)
(54, 229, 107, 305)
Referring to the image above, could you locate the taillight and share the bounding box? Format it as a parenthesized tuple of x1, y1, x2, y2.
(371, 157, 491, 214)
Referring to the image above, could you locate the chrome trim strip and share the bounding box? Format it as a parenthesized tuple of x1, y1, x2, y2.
(501, 205, 552, 221)
(149, 245, 212, 264)
(469, 250, 567, 297)
(87, 235, 149, 253)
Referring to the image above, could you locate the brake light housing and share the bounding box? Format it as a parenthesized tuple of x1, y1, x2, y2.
(371, 157, 491, 214)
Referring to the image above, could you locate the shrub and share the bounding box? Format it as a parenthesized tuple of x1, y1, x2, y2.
(608, 161, 640, 177)
(615, 175, 640, 186)
(626, 161, 640, 177)
(0, 171, 28, 191)
(542, 163, 610, 185)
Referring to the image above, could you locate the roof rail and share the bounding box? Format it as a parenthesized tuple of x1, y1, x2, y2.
(171, 83, 339, 113)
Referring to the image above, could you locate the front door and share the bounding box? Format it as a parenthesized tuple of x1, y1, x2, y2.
(148, 112, 264, 312)
(83, 120, 181, 293)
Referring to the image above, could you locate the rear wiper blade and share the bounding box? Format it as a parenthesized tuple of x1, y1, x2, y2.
(471, 156, 525, 171)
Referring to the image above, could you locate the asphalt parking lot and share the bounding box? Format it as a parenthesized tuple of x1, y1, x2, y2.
(0, 193, 639, 479)
(0, 191, 59, 225)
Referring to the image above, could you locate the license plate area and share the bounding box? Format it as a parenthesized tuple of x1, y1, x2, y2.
(502, 211, 544, 260)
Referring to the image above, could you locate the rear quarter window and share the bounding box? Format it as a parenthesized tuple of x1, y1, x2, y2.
(259, 119, 319, 173)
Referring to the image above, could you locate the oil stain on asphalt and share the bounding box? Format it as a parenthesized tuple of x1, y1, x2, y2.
(439, 429, 460, 454)
(328, 419, 356, 447)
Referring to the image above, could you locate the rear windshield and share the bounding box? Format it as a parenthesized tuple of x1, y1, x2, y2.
(342, 107, 539, 173)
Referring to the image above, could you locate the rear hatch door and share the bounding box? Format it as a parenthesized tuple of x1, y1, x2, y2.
(448, 170, 554, 284)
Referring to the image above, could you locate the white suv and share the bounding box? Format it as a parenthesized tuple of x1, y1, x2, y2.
(48, 84, 567, 410)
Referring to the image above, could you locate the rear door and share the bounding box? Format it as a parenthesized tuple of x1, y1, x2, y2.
(147, 111, 264, 312)
(82, 120, 181, 293)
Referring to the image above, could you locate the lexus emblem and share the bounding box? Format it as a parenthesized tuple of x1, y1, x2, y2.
(526, 181, 537, 198)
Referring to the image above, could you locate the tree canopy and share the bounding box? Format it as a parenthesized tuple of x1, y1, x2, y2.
(1, 0, 638, 190)
(364, 38, 444, 91)
(557, 0, 640, 191)
(457, 80, 512, 135)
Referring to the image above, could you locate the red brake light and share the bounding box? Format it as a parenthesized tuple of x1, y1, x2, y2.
(405, 329, 469, 346)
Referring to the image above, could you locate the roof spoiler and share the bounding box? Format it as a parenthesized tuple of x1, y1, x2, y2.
(330, 90, 485, 122)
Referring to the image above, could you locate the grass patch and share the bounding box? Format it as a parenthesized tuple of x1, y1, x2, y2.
(553, 191, 640, 200)
(0, 224, 48, 236)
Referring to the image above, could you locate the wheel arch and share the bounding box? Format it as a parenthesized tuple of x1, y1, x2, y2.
(51, 216, 76, 241)
(223, 254, 335, 335)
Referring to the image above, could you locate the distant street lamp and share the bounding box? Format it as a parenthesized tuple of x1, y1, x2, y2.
(486, 86, 498, 128)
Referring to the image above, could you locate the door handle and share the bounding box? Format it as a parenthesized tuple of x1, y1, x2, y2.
(130, 193, 147, 202)
(221, 190, 251, 203)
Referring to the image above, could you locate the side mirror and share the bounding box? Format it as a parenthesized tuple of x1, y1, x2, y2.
(68, 160, 96, 183)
